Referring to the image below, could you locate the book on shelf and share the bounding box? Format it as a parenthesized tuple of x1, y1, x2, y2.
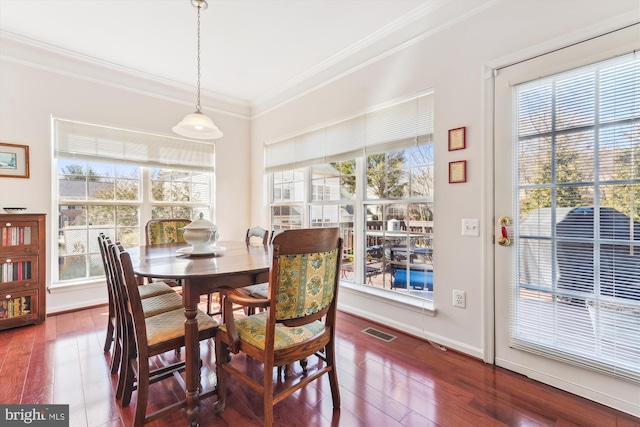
(1, 261, 32, 283)
(0, 296, 31, 318)
(0, 225, 32, 247)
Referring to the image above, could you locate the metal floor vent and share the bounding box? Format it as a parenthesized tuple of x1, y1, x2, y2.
(361, 327, 397, 343)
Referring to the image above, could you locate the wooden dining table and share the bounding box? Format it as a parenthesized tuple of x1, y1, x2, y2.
(126, 240, 271, 426)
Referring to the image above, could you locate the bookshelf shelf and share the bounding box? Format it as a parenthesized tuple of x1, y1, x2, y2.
(0, 213, 46, 330)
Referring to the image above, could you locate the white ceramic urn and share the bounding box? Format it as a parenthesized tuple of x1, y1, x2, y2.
(182, 213, 220, 251)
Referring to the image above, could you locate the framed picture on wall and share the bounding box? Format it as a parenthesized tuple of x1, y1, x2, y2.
(448, 127, 466, 151)
(0, 142, 30, 179)
(449, 160, 467, 184)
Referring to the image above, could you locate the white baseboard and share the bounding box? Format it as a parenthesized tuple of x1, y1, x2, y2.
(337, 289, 483, 360)
(496, 357, 640, 418)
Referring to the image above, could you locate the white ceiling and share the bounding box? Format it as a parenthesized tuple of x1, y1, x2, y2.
(0, 0, 436, 108)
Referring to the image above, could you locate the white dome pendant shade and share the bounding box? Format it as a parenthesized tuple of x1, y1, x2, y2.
(173, 0, 223, 141)
(173, 111, 223, 140)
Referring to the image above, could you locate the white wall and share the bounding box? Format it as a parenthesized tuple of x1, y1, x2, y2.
(250, 0, 640, 416)
(0, 48, 252, 313)
(1, 0, 638, 416)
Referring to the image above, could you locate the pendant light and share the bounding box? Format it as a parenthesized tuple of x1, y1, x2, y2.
(173, 0, 223, 140)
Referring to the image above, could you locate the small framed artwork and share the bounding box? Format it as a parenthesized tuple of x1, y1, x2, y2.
(0, 142, 30, 179)
(449, 160, 467, 184)
(448, 127, 466, 151)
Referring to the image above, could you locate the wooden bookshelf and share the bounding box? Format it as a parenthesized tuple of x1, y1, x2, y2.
(0, 213, 46, 329)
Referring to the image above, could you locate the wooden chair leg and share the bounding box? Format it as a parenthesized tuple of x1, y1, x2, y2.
(326, 340, 340, 408)
(215, 340, 228, 412)
(104, 320, 114, 352)
(263, 360, 275, 427)
(110, 335, 121, 374)
(116, 334, 129, 400)
(134, 362, 150, 427)
(121, 359, 135, 407)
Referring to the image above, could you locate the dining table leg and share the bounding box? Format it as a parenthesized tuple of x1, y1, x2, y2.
(182, 280, 201, 427)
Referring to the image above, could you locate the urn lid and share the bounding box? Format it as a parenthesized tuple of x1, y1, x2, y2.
(183, 213, 217, 230)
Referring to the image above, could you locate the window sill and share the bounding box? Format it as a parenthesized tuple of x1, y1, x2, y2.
(49, 279, 436, 315)
(48, 279, 104, 293)
(340, 280, 436, 316)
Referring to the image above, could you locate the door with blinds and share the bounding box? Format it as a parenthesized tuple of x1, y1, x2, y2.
(493, 25, 640, 415)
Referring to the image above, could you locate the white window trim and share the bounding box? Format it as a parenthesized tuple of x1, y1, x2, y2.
(340, 280, 436, 315)
(50, 118, 216, 288)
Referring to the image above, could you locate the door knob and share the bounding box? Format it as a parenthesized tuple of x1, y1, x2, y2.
(498, 216, 512, 246)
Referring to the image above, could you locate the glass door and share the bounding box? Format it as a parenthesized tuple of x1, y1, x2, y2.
(493, 25, 640, 415)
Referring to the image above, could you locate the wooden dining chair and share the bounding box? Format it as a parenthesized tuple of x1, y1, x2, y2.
(98, 233, 179, 374)
(102, 238, 184, 401)
(209, 226, 273, 318)
(242, 228, 311, 376)
(145, 218, 223, 316)
(112, 243, 219, 426)
(144, 218, 191, 245)
(245, 226, 270, 245)
(237, 226, 271, 313)
(144, 218, 190, 288)
(215, 228, 342, 427)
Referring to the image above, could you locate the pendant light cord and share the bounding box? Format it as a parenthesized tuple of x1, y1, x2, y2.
(173, 0, 222, 140)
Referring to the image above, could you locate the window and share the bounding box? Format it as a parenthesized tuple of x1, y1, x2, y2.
(513, 53, 639, 379)
(365, 146, 434, 293)
(54, 119, 214, 284)
(266, 93, 434, 300)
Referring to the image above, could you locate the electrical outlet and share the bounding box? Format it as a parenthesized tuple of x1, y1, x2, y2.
(453, 289, 466, 308)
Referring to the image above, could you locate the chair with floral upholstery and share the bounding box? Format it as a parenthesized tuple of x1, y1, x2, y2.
(215, 227, 342, 427)
(145, 218, 191, 246)
(146, 217, 226, 315)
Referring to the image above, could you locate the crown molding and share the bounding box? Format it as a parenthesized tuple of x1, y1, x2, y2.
(250, 0, 500, 117)
(1, 1, 498, 121)
(250, 0, 446, 108)
(0, 31, 252, 119)
(486, 13, 640, 71)
(0, 1, 498, 121)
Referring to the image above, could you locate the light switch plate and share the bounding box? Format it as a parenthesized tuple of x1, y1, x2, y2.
(462, 219, 479, 237)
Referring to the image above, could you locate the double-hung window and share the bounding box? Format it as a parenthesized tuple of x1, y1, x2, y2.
(53, 119, 215, 284)
(265, 92, 434, 300)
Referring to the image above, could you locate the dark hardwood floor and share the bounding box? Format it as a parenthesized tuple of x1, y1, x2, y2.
(0, 304, 638, 427)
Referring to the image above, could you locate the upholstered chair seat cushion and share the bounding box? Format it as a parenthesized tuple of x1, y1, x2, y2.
(146, 309, 219, 347)
(138, 281, 177, 299)
(220, 312, 325, 351)
(141, 292, 184, 317)
(238, 283, 269, 299)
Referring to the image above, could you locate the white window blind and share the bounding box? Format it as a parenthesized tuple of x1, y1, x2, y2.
(54, 119, 215, 172)
(325, 115, 365, 163)
(514, 52, 640, 381)
(264, 92, 434, 172)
